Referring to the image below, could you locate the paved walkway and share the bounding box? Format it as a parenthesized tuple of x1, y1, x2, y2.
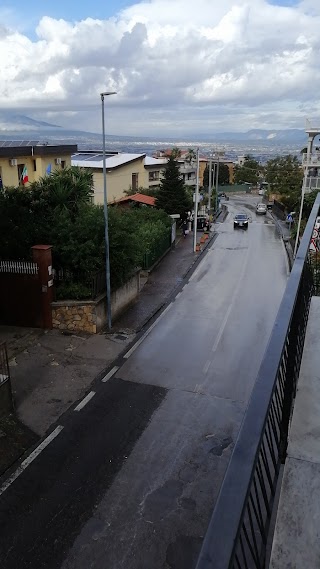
(270, 296, 320, 568)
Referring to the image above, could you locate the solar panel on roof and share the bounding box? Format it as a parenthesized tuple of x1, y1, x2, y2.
(90, 155, 104, 161)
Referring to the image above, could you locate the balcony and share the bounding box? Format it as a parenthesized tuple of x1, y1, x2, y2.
(306, 176, 320, 191)
(184, 178, 197, 186)
(196, 194, 320, 569)
(302, 152, 320, 167)
(179, 165, 196, 174)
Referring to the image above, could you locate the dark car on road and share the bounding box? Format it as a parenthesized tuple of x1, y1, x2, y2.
(234, 213, 249, 229)
(218, 192, 229, 201)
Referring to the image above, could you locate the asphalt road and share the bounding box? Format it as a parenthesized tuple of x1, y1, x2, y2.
(0, 195, 289, 569)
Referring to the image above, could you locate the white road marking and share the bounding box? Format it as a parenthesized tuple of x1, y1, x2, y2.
(0, 426, 64, 496)
(102, 366, 119, 383)
(124, 303, 173, 359)
(202, 360, 211, 374)
(74, 391, 95, 411)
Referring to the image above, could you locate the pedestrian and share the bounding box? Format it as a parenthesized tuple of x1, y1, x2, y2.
(182, 219, 188, 238)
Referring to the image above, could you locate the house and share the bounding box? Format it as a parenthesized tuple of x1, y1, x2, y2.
(144, 156, 167, 190)
(72, 151, 147, 204)
(72, 151, 168, 204)
(0, 141, 77, 187)
(110, 193, 156, 208)
(152, 148, 206, 186)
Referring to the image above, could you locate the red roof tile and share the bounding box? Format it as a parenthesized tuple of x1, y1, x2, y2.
(112, 193, 156, 206)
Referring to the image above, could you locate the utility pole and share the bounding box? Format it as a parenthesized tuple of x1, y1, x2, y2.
(215, 154, 220, 213)
(193, 148, 200, 253)
(208, 156, 212, 212)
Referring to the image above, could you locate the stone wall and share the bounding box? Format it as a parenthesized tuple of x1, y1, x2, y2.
(52, 270, 140, 334)
(52, 302, 97, 333)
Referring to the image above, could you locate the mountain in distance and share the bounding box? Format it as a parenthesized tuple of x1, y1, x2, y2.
(0, 111, 306, 142)
(0, 112, 61, 131)
(212, 128, 306, 143)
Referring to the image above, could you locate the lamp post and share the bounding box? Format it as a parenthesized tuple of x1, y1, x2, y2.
(208, 156, 212, 212)
(215, 154, 220, 213)
(100, 91, 117, 330)
(193, 148, 200, 253)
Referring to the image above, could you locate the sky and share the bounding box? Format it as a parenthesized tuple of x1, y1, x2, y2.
(1, 0, 320, 137)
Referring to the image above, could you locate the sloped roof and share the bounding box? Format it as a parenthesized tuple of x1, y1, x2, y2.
(71, 152, 145, 169)
(111, 193, 156, 206)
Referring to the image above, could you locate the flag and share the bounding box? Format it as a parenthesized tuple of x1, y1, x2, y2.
(22, 165, 28, 185)
(46, 163, 52, 175)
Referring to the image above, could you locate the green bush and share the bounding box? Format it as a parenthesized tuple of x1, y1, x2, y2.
(0, 172, 173, 298)
(56, 282, 92, 300)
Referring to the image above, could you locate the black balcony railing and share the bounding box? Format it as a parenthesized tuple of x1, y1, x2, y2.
(196, 193, 320, 569)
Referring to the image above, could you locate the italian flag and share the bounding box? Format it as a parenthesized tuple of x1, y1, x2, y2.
(22, 165, 28, 185)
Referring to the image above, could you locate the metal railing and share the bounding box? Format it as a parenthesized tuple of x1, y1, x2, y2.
(0, 342, 10, 387)
(196, 193, 320, 569)
(306, 176, 320, 191)
(302, 152, 320, 166)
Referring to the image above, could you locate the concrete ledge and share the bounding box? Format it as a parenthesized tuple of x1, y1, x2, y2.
(270, 296, 320, 568)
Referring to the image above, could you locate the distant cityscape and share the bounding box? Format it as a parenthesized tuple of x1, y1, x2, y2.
(0, 131, 305, 165)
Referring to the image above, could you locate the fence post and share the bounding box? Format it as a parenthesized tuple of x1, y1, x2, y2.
(31, 245, 53, 329)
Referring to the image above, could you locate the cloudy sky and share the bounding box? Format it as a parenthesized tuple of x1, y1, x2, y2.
(1, 0, 319, 136)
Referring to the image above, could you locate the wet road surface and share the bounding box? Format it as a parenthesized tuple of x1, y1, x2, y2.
(0, 196, 288, 569)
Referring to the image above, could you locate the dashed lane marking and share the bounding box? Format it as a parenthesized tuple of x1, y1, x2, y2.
(0, 425, 64, 496)
(101, 366, 119, 383)
(74, 391, 95, 411)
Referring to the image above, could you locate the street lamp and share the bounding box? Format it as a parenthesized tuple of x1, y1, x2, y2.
(100, 91, 117, 330)
(193, 148, 200, 253)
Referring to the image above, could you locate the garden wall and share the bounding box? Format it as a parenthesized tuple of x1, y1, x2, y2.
(52, 270, 140, 334)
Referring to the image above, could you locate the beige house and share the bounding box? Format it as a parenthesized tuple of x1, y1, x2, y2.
(144, 156, 167, 189)
(72, 151, 167, 204)
(0, 141, 77, 187)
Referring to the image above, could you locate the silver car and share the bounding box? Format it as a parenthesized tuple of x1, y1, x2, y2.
(256, 203, 267, 215)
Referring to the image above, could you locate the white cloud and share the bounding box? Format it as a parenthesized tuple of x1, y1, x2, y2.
(1, 0, 320, 135)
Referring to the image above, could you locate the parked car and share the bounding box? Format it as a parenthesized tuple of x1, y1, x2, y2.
(256, 203, 267, 215)
(234, 213, 249, 229)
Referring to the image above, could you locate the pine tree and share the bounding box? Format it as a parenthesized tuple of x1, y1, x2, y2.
(156, 155, 191, 218)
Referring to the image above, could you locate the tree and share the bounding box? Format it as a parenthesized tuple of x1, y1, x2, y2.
(185, 148, 197, 165)
(203, 162, 229, 189)
(265, 155, 303, 196)
(171, 147, 181, 160)
(156, 155, 192, 218)
(234, 155, 261, 185)
(217, 163, 229, 185)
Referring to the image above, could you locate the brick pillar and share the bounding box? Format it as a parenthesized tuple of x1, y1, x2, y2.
(31, 245, 53, 329)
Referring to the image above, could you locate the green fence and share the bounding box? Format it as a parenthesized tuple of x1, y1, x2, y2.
(142, 230, 172, 270)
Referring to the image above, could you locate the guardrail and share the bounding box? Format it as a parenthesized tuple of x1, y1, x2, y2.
(196, 193, 320, 569)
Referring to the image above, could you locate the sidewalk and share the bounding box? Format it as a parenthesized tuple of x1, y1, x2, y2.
(0, 226, 218, 477)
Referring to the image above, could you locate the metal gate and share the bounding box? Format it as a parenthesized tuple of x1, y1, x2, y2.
(0, 260, 43, 327)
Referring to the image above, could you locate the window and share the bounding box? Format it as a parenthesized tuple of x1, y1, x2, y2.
(149, 170, 160, 182)
(132, 173, 139, 192)
(17, 164, 24, 185)
(61, 160, 66, 169)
